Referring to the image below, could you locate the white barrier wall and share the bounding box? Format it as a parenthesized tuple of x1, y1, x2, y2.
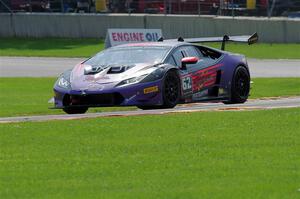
(0, 13, 299, 43)
(145, 15, 300, 43)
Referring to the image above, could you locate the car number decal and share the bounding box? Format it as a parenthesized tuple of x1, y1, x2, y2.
(182, 76, 192, 94)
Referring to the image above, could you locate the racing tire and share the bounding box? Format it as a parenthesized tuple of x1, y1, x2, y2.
(137, 71, 180, 110)
(63, 107, 88, 114)
(224, 66, 250, 104)
(161, 70, 181, 108)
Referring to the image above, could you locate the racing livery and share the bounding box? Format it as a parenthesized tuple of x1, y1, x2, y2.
(53, 33, 258, 114)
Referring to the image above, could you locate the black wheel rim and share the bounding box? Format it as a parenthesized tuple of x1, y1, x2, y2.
(235, 69, 250, 98)
(164, 74, 179, 103)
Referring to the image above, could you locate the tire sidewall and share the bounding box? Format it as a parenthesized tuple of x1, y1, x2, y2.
(230, 66, 250, 103)
(162, 70, 181, 108)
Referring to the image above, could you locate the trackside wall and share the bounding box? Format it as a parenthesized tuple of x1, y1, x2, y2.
(0, 13, 299, 43)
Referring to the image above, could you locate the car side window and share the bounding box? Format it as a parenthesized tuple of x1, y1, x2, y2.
(183, 46, 203, 58)
(166, 56, 176, 66)
(172, 48, 185, 67)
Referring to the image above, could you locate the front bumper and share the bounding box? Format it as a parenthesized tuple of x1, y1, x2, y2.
(53, 80, 163, 108)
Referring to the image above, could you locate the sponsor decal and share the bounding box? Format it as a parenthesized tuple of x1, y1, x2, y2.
(105, 29, 162, 48)
(185, 98, 193, 103)
(84, 75, 110, 82)
(88, 83, 104, 90)
(192, 90, 208, 100)
(191, 64, 222, 92)
(144, 86, 159, 94)
(219, 88, 225, 95)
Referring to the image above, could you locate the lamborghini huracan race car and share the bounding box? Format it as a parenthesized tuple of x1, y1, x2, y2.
(53, 33, 258, 114)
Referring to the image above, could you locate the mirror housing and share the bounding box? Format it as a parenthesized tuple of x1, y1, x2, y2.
(181, 57, 199, 70)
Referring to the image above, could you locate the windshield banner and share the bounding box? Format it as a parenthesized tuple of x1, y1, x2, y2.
(105, 29, 163, 48)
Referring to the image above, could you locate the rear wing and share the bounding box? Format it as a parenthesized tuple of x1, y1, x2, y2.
(160, 32, 258, 51)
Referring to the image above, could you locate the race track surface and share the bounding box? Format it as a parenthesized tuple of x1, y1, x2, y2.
(1, 97, 299, 123)
(1, 56, 300, 77)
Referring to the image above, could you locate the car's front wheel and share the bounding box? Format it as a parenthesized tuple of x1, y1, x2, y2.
(225, 66, 250, 104)
(138, 70, 180, 110)
(63, 107, 88, 114)
(161, 70, 181, 108)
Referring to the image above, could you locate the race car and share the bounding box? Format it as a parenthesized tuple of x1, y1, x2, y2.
(53, 33, 258, 114)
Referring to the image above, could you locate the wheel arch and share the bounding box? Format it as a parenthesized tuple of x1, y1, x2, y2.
(161, 67, 181, 108)
(160, 64, 182, 88)
(226, 64, 251, 103)
(164, 67, 182, 93)
(236, 63, 250, 76)
(228, 63, 250, 91)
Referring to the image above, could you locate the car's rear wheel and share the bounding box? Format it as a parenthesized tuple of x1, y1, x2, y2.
(225, 66, 250, 104)
(63, 107, 88, 114)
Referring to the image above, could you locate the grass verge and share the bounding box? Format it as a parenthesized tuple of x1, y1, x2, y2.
(250, 78, 300, 98)
(0, 77, 135, 117)
(0, 38, 103, 58)
(0, 37, 299, 59)
(0, 108, 299, 198)
(201, 42, 300, 59)
(0, 77, 299, 117)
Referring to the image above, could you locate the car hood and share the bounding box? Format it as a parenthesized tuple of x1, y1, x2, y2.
(69, 62, 157, 91)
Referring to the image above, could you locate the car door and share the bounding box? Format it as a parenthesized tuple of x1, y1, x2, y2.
(166, 45, 223, 101)
(165, 47, 194, 97)
(175, 45, 223, 101)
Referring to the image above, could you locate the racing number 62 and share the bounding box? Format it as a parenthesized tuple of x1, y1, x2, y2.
(182, 76, 192, 91)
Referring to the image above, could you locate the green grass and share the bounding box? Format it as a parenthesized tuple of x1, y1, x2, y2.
(0, 37, 299, 59)
(0, 108, 299, 198)
(0, 38, 103, 58)
(250, 78, 300, 98)
(0, 77, 135, 117)
(201, 42, 300, 59)
(0, 77, 299, 117)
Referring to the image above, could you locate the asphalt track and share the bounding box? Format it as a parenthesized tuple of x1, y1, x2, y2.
(0, 97, 299, 123)
(0, 56, 300, 77)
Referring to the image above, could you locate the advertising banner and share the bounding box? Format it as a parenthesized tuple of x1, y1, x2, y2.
(105, 29, 163, 48)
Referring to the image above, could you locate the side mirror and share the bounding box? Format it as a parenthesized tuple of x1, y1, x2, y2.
(181, 57, 199, 70)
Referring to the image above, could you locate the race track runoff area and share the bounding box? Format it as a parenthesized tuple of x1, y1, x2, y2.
(0, 97, 299, 123)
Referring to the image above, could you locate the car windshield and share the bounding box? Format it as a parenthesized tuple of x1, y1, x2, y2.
(85, 46, 171, 66)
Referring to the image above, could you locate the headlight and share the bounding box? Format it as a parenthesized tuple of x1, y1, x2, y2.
(116, 74, 148, 87)
(55, 69, 72, 90)
(57, 77, 70, 89)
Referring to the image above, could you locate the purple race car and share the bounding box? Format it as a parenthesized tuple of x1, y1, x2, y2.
(53, 33, 258, 114)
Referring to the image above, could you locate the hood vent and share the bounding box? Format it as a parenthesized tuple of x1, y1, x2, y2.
(84, 65, 105, 75)
(84, 64, 135, 75)
(107, 65, 134, 74)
